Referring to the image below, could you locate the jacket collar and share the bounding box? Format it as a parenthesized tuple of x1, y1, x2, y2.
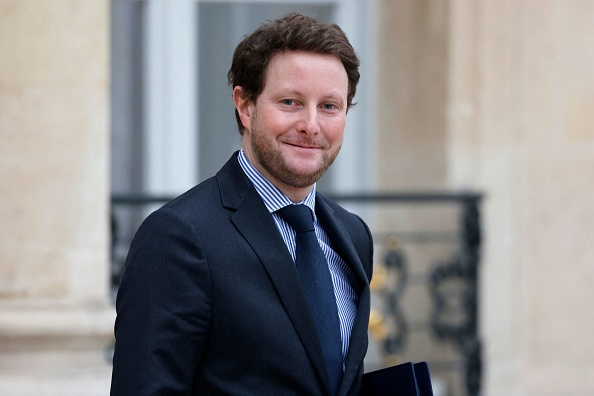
(315, 195, 371, 395)
(216, 152, 370, 395)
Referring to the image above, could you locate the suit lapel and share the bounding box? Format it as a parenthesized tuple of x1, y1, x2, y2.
(216, 154, 331, 394)
(315, 197, 371, 396)
(315, 197, 368, 291)
(340, 287, 370, 395)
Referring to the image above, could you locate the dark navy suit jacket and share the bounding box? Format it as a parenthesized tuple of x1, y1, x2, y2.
(111, 152, 374, 395)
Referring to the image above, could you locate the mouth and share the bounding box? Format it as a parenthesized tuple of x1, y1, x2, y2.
(287, 143, 320, 150)
(282, 139, 326, 150)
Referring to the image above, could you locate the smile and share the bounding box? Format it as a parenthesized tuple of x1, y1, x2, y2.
(283, 141, 325, 150)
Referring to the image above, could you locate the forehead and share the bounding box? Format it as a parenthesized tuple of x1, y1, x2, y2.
(262, 51, 348, 92)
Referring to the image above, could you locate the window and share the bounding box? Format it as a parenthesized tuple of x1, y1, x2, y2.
(111, 0, 375, 197)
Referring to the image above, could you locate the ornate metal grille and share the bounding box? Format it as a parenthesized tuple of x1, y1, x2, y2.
(111, 192, 482, 395)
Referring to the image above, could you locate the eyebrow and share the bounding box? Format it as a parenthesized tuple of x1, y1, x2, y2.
(274, 87, 346, 102)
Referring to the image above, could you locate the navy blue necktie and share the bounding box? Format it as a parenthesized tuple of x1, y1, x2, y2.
(277, 204, 343, 396)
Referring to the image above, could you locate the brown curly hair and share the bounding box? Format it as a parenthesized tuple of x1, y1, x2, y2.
(228, 12, 360, 135)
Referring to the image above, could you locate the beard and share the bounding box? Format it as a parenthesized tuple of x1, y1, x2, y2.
(249, 112, 342, 189)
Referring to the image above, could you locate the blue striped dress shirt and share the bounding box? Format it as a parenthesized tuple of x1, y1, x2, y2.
(237, 150, 359, 364)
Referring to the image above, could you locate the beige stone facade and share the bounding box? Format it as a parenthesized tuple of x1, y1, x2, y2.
(0, 0, 113, 393)
(1, 0, 593, 394)
(377, 0, 594, 394)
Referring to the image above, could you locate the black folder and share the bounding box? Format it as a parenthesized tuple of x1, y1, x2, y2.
(361, 361, 433, 396)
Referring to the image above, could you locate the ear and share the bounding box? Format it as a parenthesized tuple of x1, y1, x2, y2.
(233, 86, 254, 132)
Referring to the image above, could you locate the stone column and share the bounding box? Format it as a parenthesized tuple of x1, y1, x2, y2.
(448, 0, 594, 394)
(0, 0, 114, 389)
(376, 0, 594, 394)
(376, 0, 450, 190)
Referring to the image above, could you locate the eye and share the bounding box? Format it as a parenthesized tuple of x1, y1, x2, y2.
(321, 103, 340, 112)
(280, 99, 296, 106)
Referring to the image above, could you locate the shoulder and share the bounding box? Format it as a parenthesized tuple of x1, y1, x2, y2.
(317, 193, 370, 234)
(164, 176, 220, 214)
(154, 151, 250, 222)
(123, 178, 225, 259)
(316, 193, 374, 276)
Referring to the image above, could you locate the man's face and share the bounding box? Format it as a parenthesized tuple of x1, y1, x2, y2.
(237, 51, 348, 197)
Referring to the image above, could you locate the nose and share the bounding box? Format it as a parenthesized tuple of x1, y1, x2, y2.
(297, 107, 321, 136)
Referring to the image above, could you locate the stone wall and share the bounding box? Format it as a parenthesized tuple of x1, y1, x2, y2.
(377, 0, 594, 394)
(0, 0, 113, 391)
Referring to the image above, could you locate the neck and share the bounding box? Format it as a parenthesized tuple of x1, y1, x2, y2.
(280, 185, 314, 203)
(241, 147, 315, 203)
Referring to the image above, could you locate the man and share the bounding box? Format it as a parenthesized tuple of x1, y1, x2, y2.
(111, 13, 373, 396)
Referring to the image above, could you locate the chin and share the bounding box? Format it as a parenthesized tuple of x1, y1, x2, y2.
(287, 161, 323, 176)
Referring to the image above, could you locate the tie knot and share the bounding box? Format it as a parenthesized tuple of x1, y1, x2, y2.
(276, 204, 315, 233)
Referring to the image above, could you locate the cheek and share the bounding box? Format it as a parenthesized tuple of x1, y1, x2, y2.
(323, 119, 346, 143)
(257, 110, 292, 136)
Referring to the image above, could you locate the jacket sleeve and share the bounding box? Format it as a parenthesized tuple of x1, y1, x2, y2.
(111, 207, 211, 395)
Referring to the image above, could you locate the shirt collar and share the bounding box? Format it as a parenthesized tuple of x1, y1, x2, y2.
(237, 149, 317, 217)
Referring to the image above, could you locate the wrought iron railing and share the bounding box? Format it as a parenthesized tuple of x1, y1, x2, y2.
(111, 192, 483, 395)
